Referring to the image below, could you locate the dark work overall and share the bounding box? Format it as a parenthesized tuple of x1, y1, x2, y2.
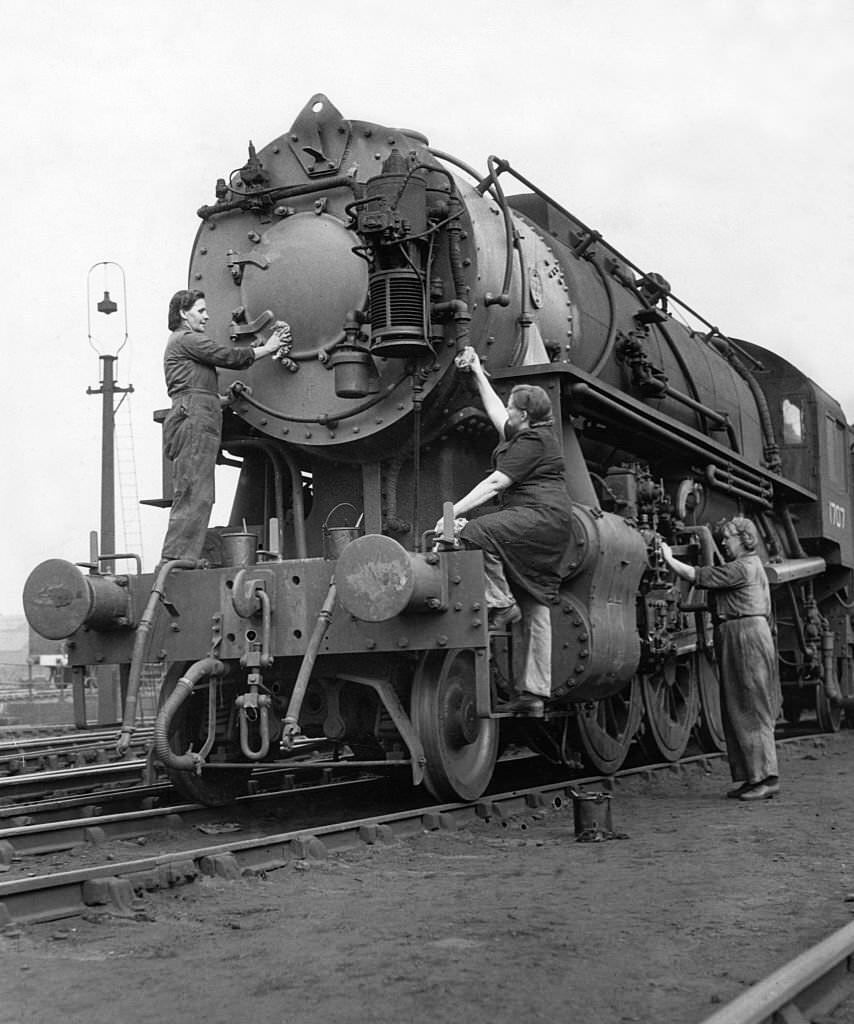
(158, 326, 256, 564)
(160, 390, 222, 563)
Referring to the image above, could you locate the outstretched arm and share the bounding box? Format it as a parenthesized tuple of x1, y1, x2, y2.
(659, 542, 697, 582)
(456, 346, 508, 436)
(434, 469, 512, 534)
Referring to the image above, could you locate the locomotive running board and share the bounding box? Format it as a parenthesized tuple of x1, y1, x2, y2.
(493, 363, 816, 506)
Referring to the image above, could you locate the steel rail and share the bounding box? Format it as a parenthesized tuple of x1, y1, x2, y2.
(698, 919, 854, 1024)
(0, 743, 806, 929)
(0, 774, 384, 859)
(0, 733, 832, 928)
(0, 779, 566, 927)
(0, 759, 152, 801)
(0, 781, 175, 824)
(0, 739, 152, 777)
(0, 726, 153, 753)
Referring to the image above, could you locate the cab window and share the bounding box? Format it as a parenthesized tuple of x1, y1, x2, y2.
(825, 414, 846, 486)
(781, 397, 803, 445)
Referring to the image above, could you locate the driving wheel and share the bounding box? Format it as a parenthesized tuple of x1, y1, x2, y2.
(693, 649, 726, 753)
(411, 648, 499, 802)
(816, 679, 843, 733)
(573, 677, 642, 773)
(640, 653, 699, 762)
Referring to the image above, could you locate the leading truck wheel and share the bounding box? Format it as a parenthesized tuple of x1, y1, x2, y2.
(157, 665, 252, 807)
(411, 648, 498, 802)
(572, 677, 642, 774)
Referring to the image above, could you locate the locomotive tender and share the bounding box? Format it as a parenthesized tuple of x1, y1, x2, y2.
(23, 94, 854, 804)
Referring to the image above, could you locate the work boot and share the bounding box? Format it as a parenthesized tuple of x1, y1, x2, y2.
(488, 603, 522, 632)
(726, 782, 751, 799)
(498, 691, 544, 717)
(738, 781, 777, 801)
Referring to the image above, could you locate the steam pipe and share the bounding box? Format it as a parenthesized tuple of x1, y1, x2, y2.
(226, 439, 307, 557)
(116, 558, 200, 755)
(430, 299, 472, 353)
(777, 503, 807, 559)
(589, 258, 619, 377)
(570, 381, 772, 505)
(709, 334, 781, 473)
(705, 466, 773, 507)
(822, 627, 846, 705)
(662, 384, 739, 451)
(482, 157, 756, 351)
(511, 226, 531, 365)
(478, 156, 513, 307)
(447, 221, 467, 303)
(154, 657, 225, 772)
(197, 175, 354, 220)
(280, 579, 337, 750)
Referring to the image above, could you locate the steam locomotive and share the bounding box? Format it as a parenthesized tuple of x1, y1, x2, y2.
(23, 94, 854, 806)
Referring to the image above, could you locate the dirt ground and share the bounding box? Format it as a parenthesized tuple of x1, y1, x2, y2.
(2, 732, 854, 1024)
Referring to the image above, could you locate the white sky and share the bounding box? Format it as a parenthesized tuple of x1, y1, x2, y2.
(2, 0, 852, 614)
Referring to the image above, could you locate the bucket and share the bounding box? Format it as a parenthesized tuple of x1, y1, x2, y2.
(322, 504, 364, 560)
(221, 532, 258, 567)
(570, 789, 614, 841)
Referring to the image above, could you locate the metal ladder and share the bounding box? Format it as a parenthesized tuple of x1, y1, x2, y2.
(114, 396, 144, 562)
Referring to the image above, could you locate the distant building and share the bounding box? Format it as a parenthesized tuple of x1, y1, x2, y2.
(28, 624, 64, 660)
(0, 614, 29, 666)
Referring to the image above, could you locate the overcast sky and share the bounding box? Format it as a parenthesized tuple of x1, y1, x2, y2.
(2, 0, 852, 615)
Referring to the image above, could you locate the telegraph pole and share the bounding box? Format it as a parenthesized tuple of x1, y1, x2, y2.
(86, 262, 132, 573)
(87, 351, 132, 571)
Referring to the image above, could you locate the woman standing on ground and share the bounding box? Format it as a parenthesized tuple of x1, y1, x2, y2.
(660, 517, 781, 801)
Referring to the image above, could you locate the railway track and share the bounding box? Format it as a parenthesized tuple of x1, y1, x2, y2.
(0, 743, 805, 931)
(0, 771, 584, 929)
(698, 920, 854, 1023)
(0, 725, 153, 777)
(1, 728, 850, 1024)
(0, 757, 156, 805)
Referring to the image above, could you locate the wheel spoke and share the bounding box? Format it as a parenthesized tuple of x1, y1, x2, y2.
(816, 684, 842, 733)
(411, 649, 498, 802)
(640, 655, 699, 762)
(574, 678, 642, 774)
(694, 650, 726, 752)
